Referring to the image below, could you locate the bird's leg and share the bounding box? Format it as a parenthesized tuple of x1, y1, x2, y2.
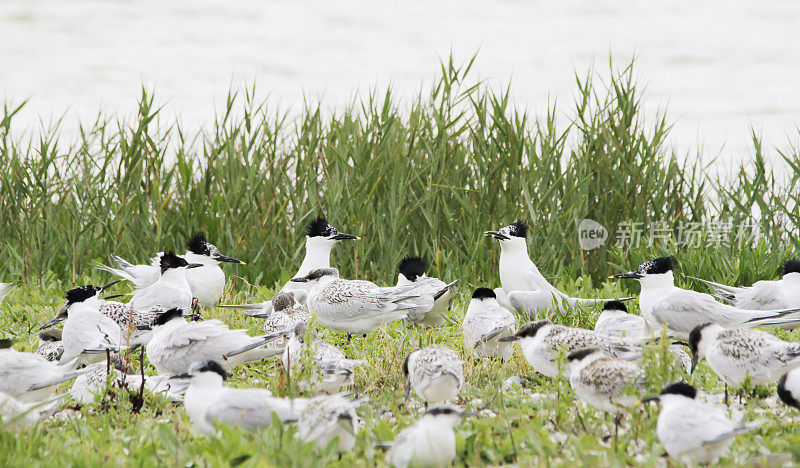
(346, 334, 352, 344)
(613, 414, 621, 452)
(105, 349, 111, 375)
(738, 388, 744, 405)
(724, 384, 729, 406)
(574, 408, 588, 433)
(138, 346, 146, 401)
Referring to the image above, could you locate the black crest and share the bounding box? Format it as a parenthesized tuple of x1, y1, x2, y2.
(399, 257, 426, 281)
(567, 348, 598, 362)
(641, 256, 678, 274)
(471, 288, 496, 300)
(187, 233, 211, 256)
(198, 360, 228, 381)
(160, 251, 189, 273)
(424, 406, 461, 417)
(65, 285, 101, 304)
(154, 308, 184, 326)
(783, 259, 800, 276)
(602, 301, 628, 312)
(306, 216, 333, 238)
(660, 381, 697, 399)
(0, 338, 13, 349)
(508, 221, 528, 238)
(688, 323, 712, 357)
(513, 320, 551, 339)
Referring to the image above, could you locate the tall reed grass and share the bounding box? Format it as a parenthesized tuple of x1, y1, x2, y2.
(0, 57, 798, 289)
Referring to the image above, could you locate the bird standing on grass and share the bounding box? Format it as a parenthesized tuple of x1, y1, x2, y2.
(297, 394, 367, 453)
(129, 252, 204, 312)
(462, 288, 516, 360)
(395, 256, 460, 328)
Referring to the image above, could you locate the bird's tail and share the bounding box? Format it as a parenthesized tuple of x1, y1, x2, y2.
(738, 307, 800, 328)
(96, 254, 137, 283)
(26, 369, 90, 392)
(216, 302, 271, 318)
(222, 330, 290, 360)
(687, 276, 739, 304)
(702, 419, 764, 447)
(433, 277, 464, 301)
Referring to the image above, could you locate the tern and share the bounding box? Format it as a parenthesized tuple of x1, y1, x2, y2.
(499, 320, 638, 378)
(462, 288, 516, 360)
(0, 338, 85, 403)
(35, 329, 64, 362)
(290, 268, 425, 337)
(99, 234, 244, 306)
(0, 282, 15, 304)
(297, 394, 367, 453)
(223, 216, 359, 319)
(641, 382, 763, 465)
(172, 360, 309, 436)
(688, 323, 800, 386)
(777, 368, 800, 410)
(690, 258, 800, 310)
(612, 256, 800, 339)
(403, 344, 464, 405)
(128, 252, 204, 312)
(385, 404, 468, 468)
(395, 257, 460, 328)
(485, 221, 630, 316)
(218, 291, 311, 349)
(145, 308, 284, 375)
(0, 391, 62, 430)
(279, 323, 366, 394)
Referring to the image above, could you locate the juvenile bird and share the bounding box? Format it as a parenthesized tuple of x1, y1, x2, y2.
(297, 394, 366, 453)
(385, 405, 468, 468)
(403, 344, 464, 405)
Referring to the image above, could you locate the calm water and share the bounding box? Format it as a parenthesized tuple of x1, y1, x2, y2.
(2, 0, 799, 170)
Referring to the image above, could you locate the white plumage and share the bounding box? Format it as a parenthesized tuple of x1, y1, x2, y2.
(403, 344, 463, 404)
(0, 340, 84, 403)
(385, 405, 464, 468)
(462, 288, 516, 360)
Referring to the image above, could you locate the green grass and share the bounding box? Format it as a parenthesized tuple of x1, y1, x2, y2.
(1, 269, 800, 467)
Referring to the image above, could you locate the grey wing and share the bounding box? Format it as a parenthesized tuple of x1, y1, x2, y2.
(651, 290, 765, 333)
(314, 282, 405, 319)
(736, 281, 785, 310)
(205, 394, 278, 429)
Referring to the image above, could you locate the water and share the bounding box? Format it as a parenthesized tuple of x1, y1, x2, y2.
(1, 0, 799, 170)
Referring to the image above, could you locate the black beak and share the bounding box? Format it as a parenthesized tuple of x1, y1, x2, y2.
(100, 280, 121, 292)
(498, 335, 519, 342)
(331, 233, 359, 241)
(169, 372, 193, 380)
(187, 263, 204, 269)
(640, 395, 660, 404)
(484, 231, 510, 240)
(290, 277, 308, 283)
(215, 255, 245, 264)
(611, 271, 643, 279)
(136, 325, 152, 331)
(690, 353, 700, 374)
(101, 294, 125, 300)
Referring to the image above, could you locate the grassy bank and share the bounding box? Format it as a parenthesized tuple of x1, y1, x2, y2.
(1, 57, 799, 291)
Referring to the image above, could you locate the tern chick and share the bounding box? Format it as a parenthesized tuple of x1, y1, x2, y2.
(174, 360, 308, 436)
(219, 291, 311, 349)
(403, 344, 464, 405)
(297, 394, 367, 453)
(462, 288, 516, 360)
(36, 329, 64, 362)
(499, 320, 638, 377)
(641, 382, 763, 465)
(281, 323, 366, 394)
(385, 404, 468, 468)
(290, 268, 420, 336)
(567, 348, 644, 414)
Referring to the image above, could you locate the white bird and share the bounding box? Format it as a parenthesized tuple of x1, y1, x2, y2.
(778, 368, 800, 410)
(174, 360, 308, 436)
(641, 382, 763, 465)
(145, 308, 283, 375)
(297, 394, 366, 453)
(462, 288, 516, 360)
(0, 391, 62, 430)
(403, 344, 464, 404)
(688, 322, 800, 386)
(218, 291, 311, 349)
(290, 268, 423, 337)
(0, 338, 85, 403)
(385, 405, 467, 468)
(280, 323, 366, 394)
(612, 256, 800, 339)
(99, 233, 244, 306)
(499, 320, 637, 378)
(594, 300, 650, 343)
(221, 216, 359, 318)
(395, 257, 459, 328)
(128, 252, 204, 312)
(51, 285, 137, 367)
(35, 329, 64, 362)
(0, 282, 15, 304)
(690, 258, 800, 310)
(485, 221, 630, 316)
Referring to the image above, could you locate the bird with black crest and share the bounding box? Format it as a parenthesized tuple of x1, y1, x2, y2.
(395, 256, 461, 328)
(128, 251, 204, 312)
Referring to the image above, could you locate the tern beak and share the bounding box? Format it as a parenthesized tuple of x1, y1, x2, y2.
(100, 280, 121, 292)
(101, 294, 125, 300)
(136, 325, 152, 331)
(611, 271, 643, 279)
(215, 255, 245, 264)
(639, 395, 660, 405)
(39, 317, 62, 330)
(290, 277, 308, 283)
(169, 373, 193, 380)
(498, 335, 519, 342)
(690, 354, 700, 374)
(460, 411, 478, 418)
(484, 231, 510, 240)
(187, 263, 204, 269)
(331, 233, 359, 241)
